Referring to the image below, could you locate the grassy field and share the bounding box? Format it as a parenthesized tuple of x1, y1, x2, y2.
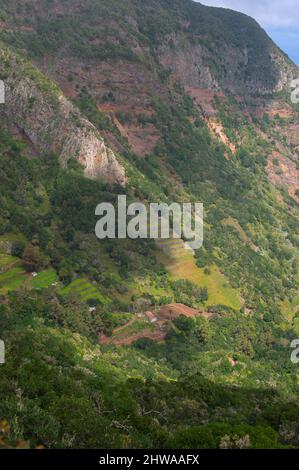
(111, 318, 154, 339)
(157, 239, 242, 310)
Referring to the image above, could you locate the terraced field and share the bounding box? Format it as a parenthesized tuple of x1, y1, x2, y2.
(0, 254, 28, 293)
(0, 252, 109, 306)
(0, 253, 19, 270)
(0, 266, 28, 293)
(0, 254, 60, 294)
(29, 270, 59, 289)
(60, 278, 109, 305)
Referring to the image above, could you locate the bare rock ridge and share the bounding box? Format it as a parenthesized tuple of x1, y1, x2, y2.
(0, 46, 126, 186)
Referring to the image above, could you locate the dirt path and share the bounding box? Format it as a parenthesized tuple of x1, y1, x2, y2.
(98, 303, 214, 347)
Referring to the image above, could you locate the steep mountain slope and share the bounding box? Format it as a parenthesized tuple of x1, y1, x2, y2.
(0, 0, 295, 91)
(0, 0, 298, 450)
(0, 0, 296, 153)
(0, 43, 126, 184)
(1, 0, 296, 200)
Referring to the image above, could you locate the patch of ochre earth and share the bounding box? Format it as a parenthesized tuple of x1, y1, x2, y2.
(228, 357, 238, 367)
(267, 150, 299, 203)
(207, 119, 236, 157)
(158, 303, 213, 320)
(264, 100, 294, 119)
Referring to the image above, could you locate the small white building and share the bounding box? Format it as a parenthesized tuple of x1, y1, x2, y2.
(145, 311, 157, 323)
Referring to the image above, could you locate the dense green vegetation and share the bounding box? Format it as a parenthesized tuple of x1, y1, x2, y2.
(1, 288, 298, 449)
(0, 91, 298, 447)
(0, 0, 298, 450)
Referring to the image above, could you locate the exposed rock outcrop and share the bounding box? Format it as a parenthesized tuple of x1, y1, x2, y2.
(0, 46, 126, 186)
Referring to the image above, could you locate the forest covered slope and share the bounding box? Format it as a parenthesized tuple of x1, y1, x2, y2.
(0, 0, 298, 449)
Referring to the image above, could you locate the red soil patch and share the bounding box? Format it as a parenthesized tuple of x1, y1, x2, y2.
(206, 119, 236, 157)
(99, 304, 213, 347)
(264, 100, 294, 119)
(158, 303, 200, 319)
(157, 303, 213, 320)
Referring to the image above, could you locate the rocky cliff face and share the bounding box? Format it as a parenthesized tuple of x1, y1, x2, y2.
(1, 0, 295, 163)
(0, 46, 126, 186)
(0, 1, 296, 105)
(157, 34, 295, 95)
(0, 0, 297, 192)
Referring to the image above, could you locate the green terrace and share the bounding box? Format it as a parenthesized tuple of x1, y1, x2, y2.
(0, 254, 27, 293)
(29, 270, 59, 289)
(0, 252, 60, 294)
(0, 251, 109, 307)
(59, 278, 110, 306)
